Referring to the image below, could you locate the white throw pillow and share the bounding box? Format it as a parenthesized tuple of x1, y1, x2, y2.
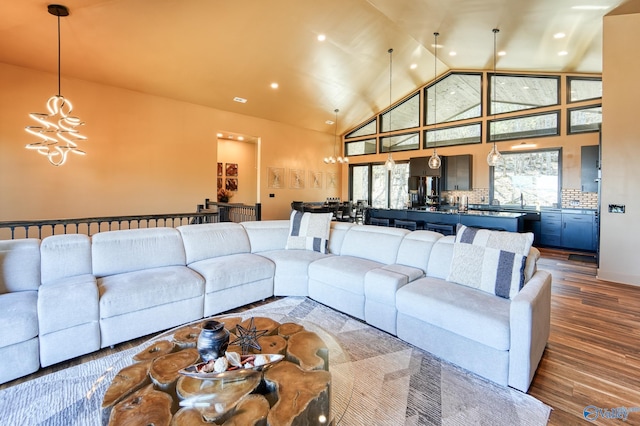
(285, 211, 332, 254)
(447, 225, 534, 299)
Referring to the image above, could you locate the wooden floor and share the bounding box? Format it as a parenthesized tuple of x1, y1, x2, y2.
(529, 248, 640, 425)
(2, 249, 639, 425)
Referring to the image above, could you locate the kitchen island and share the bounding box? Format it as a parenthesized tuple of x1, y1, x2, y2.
(367, 208, 533, 234)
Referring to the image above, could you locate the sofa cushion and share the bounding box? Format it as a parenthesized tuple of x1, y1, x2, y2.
(178, 223, 251, 264)
(92, 228, 186, 277)
(0, 239, 41, 294)
(41, 234, 92, 285)
(447, 226, 534, 299)
(395, 231, 443, 272)
(98, 266, 204, 318)
(188, 253, 275, 294)
(38, 274, 98, 334)
(308, 255, 383, 295)
(0, 291, 39, 348)
(286, 211, 332, 254)
(241, 220, 290, 253)
(397, 277, 511, 351)
(258, 249, 329, 277)
(339, 225, 408, 264)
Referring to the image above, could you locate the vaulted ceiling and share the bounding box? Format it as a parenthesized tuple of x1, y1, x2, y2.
(0, 0, 622, 136)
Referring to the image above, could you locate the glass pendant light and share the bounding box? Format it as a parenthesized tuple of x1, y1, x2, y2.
(384, 48, 395, 171)
(487, 28, 502, 167)
(428, 32, 441, 169)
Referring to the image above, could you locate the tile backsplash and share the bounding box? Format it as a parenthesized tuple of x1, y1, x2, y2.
(441, 188, 598, 209)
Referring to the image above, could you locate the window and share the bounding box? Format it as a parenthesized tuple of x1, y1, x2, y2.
(568, 105, 602, 134)
(425, 123, 482, 148)
(380, 92, 420, 132)
(490, 74, 559, 115)
(346, 119, 377, 138)
(425, 73, 482, 125)
(489, 111, 560, 142)
(380, 132, 419, 153)
(345, 138, 377, 156)
(491, 149, 561, 208)
(350, 162, 409, 209)
(350, 165, 369, 203)
(567, 77, 602, 103)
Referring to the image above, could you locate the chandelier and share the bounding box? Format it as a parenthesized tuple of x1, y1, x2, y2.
(324, 109, 348, 164)
(487, 28, 502, 167)
(428, 32, 442, 169)
(25, 4, 87, 167)
(384, 48, 396, 171)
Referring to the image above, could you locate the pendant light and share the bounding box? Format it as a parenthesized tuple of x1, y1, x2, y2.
(324, 109, 348, 164)
(428, 32, 442, 169)
(487, 28, 502, 167)
(25, 4, 86, 167)
(384, 48, 396, 171)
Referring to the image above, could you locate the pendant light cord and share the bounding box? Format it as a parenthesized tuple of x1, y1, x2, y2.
(57, 13, 61, 97)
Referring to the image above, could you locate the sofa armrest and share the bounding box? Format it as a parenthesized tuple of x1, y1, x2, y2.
(508, 269, 552, 392)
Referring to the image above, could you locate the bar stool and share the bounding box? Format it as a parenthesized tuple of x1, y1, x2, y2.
(425, 222, 456, 235)
(370, 217, 390, 226)
(394, 219, 417, 231)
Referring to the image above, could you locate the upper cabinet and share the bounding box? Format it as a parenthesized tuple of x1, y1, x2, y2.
(581, 145, 599, 193)
(443, 155, 472, 191)
(409, 156, 441, 177)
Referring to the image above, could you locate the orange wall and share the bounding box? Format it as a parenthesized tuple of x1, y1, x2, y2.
(0, 62, 343, 223)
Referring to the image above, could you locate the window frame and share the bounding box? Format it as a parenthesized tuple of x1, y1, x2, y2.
(488, 73, 561, 116)
(567, 76, 603, 104)
(488, 110, 561, 142)
(424, 122, 482, 148)
(424, 72, 483, 126)
(379, 92, 421, 133)
(567, 104, 602, 135)
(489, 147, 563, 208)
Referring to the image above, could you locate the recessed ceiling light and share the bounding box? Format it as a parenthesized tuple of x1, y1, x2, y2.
(449, 51, 457, 56)
(558, 51, 568, 56)
(317, 34, 326, 41)
(271, 82, 279, 89)
(233, 97, 247, 103)
(216, 133, 223, 138)
(325, 120, 334, 125)
(498, 51, 507, 56)
(431, 44, 443, 49)
(410, 63, 418, 70)
(237, 136, 244, 141)
(554, 32, 566, 39)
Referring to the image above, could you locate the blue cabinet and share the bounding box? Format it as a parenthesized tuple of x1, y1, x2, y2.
(540, 209, 596, 252)
(540, 211, 562, 247)
(562, 212, 595, 251)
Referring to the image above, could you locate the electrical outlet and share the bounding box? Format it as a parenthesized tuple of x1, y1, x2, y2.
(269, 193, 275, 198)
(608, 204, 625, 213)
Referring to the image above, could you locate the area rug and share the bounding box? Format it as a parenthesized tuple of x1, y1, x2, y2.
(0, 297, 551, 425)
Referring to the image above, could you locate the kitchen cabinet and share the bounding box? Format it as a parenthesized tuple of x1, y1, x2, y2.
(540, 210, 562, 247)
(540, 209, 596, 251)
(443, 155, 472, 191)
(562, 212, 595, 251)
(409, 156, 441, 177)
(581, 145, 599, 193)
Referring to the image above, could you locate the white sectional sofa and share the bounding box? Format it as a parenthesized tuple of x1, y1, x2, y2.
(0, 218, 551, 393)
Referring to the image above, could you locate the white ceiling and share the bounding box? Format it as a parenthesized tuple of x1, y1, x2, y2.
(0, 0, 623, 135)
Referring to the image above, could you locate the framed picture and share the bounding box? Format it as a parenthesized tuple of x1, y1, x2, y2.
(326, 172, 337, 189)
(217, 177, 223, 190)
(226, 177, 238, 191)
(310, 171, 322, 189)
(217, 162, 223, 177)
(225, 163, 238, 177)
(289, 169, 305, 189)
(267, 167, 285, 189)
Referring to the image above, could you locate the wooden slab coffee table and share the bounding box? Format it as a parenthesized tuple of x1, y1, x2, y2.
(92, 312, 354, 425)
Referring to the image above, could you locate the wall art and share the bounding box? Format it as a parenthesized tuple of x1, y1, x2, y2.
(267, 167, 285, 189)
(289, 169, 305, 189)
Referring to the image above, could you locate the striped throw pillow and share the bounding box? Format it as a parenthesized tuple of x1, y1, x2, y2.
(447, 225, 534, 299)
(285, 211, 332, 254)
